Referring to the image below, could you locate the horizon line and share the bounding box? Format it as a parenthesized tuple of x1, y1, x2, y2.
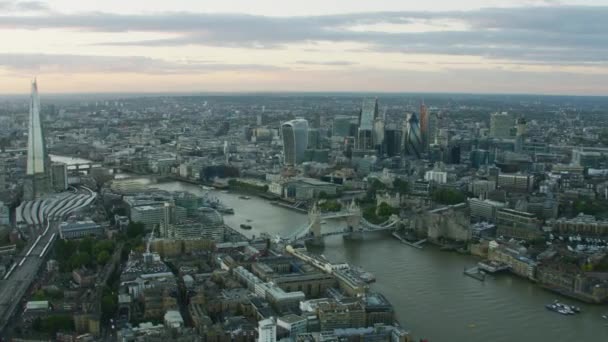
(0, 90, 606, 98)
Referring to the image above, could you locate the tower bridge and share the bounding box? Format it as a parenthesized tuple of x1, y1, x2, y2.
(284, 200, 400, 244)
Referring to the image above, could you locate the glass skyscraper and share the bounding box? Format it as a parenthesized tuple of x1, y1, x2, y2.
(403, 112, 423, 159)
(282, 119, 309, 166)
(357, 98, 378, 150)
(24, 79, 51, 200)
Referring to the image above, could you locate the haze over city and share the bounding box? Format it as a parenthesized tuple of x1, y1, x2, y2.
(4, 1, 608, 341)
(1, 0, 608, 94)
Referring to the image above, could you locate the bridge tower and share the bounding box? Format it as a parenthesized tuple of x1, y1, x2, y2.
(307, 203, 324, 246)
(346, 199, 361, 229)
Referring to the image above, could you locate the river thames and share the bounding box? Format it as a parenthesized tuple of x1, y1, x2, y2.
(136, 179, 608, 342)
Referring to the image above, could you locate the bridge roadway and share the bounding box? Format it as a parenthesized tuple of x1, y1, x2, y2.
(0, 222, 58, 333)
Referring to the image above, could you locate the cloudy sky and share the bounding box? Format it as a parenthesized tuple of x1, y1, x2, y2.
(1, 0, 607, 94)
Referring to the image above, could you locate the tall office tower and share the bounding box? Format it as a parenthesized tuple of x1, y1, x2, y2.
(24, 79, 51, 200)
(281, 119, 309, 166)
(313, 112, 322, 128)
(308, 128, 320, 149)
(516, 116, 527, 137)
(419, 100, 428, 147)
(332, 116, 355, 137)
(402, 113, 422, 158)
(427, 111, 438, 145)
(373, 117, 385, 154)
(357, 98, 379, 150)
(0, 156, 6, 191)
(490, 112, 515, 139)
(384, 124, 402, 157)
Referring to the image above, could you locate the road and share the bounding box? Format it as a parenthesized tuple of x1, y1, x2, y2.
(0, 221, 58, 334)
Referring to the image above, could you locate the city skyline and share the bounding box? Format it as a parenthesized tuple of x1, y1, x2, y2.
(1, 0, 608, 95)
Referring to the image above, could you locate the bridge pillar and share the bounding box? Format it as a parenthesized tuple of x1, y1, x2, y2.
(307, 203, 324, 246)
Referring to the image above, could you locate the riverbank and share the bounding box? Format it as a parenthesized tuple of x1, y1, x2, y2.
(139, 179, 608, 342)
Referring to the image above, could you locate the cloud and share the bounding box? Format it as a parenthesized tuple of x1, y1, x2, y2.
(0, 6, 607, 65)
(295, 60, 356, 66)
(0, 53, 284, 74)
(0, 0, 48, 12)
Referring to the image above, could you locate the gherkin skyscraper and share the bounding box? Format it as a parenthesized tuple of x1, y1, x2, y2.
(24, 79, 50, 200)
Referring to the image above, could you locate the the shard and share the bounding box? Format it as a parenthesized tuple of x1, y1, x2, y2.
(24, 79, 50, 200)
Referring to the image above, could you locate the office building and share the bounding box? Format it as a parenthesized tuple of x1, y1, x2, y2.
(373, 117, 385, 154)
(59, 219, 103, 239)
(402, 113, 422, 158)
(24, 79, 51, 200)
(419, 101, 428, 147)
(427, 111, 438, 146)
(496, 208, 541, 240)
(470, 149, 491, 169)
(424, 170, 447, 184)
(490, 112, 515, 139)
(384, 125, 402, 157)
(333, 116, 355, 137)
(130, 203, 186, 230)
(0, 201, 9, 226)
(308, 128, 320, 149)
(572, 149, 603, 168)
(282, 119, 309, 166)
(357, 98, 379, 150)
(166, 208, 225, 241)
(469, 198, 505, 223)
(0, 157, 6, 191)
(317, 299, 366, 331)
(551, 214, 608, 237)
(469, 179, 496, 198)
(277, 314, 307, 338)
(497, 173, 534, 192)
(257, 318, 277, 342)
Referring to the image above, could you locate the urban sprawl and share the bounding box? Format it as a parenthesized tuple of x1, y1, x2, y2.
(1, 81, 608, 341)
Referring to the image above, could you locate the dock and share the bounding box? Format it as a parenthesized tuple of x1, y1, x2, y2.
(463, 266, 486, 282)
(392, 232, 426, 249)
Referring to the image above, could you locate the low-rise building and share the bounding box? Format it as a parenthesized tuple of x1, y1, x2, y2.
(469, 198, 505, 223)
(59, 219, 103, 239)
(550, 214, 608, 237)
(496, 208, 542, 241)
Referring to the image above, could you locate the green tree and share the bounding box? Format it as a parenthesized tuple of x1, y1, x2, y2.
(377, 202, 396, 217)
(126, 222, 146, 239)
(432, 188, 466, 205)
(78, 237, 94, 255)
(101, 287, 118, 322)
(319, 200, 342, 212)
(93, 240, 115, 256)
(393, 179, 409, 194)
(97, 250, 111, 265)
(32, 315, 74, 335)
(69, 252, 91, 270)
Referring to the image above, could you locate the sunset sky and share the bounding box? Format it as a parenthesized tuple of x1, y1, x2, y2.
(1, 0, 607, 94)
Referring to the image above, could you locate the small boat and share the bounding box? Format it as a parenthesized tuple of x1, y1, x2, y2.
(602, 314, 608, 320)
(240, 224, 252, 230)
(547, 301, 577, 315)
(239, 196, 251, 200)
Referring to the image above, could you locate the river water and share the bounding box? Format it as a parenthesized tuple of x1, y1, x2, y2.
(138, 179, 608, 341)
